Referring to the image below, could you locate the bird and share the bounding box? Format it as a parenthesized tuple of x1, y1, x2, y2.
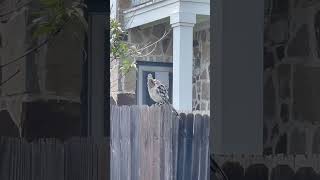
(147, 73, 228, 180)
(147, 73, 179, 117)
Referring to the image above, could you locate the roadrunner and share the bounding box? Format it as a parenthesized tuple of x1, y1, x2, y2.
(147, 73, 228, 180)
(147, 73, 179, 117)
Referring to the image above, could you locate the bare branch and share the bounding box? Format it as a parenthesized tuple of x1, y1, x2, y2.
(0, 69, 20, 87)
(0, 0, 33, 18)
(0, 17, 71, 70)
(134, 28, 171, 54)
(0, 37, 50, 69)
(133, 43, 157, 58)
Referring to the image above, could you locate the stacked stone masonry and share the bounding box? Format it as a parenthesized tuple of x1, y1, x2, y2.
(213, 154, 320, 180)
(263, 0, 320, 155)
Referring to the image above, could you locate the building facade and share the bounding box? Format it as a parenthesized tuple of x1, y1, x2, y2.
(110, 0, 211, 111)
(111, 0, 320, 157)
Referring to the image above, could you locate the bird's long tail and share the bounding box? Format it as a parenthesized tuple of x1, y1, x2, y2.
(163, 100, 180, 118)
(169, 104, 180, 117)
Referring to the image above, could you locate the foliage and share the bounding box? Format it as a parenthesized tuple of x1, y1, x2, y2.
(32, 0, 88, 37)
(110, 18, 140, 74)
(32, 0, 138, 74)
(31, 0, 151, 74)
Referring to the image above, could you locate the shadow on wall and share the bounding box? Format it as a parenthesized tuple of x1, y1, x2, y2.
(22, 100, 81, 141)
(0, 110, 20, 137)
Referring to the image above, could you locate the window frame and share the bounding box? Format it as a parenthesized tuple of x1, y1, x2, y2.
(136, 61, 173, 106)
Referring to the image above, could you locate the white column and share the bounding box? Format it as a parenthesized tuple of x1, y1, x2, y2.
(211, 0, 264, 155)
(110, 0, 117, 19)
(170, 12, 196, 111)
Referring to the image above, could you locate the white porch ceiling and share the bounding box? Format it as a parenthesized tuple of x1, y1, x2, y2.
(123, 0, 210, 29)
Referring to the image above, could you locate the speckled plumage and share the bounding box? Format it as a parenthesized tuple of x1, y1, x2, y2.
(147, 74, 169, 104)
(147, 74, 179, 116)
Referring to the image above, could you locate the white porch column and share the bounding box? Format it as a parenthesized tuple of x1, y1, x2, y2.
(170, 12, 196, 111)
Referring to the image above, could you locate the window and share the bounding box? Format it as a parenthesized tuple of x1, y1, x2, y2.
(136, 61, 172, 106)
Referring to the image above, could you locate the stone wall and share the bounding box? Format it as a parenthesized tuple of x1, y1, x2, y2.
(263, 0, 320, 155)
(213, 154, 320, 180)
(193, 23, 210, 111)
(110, 19, 211, 110)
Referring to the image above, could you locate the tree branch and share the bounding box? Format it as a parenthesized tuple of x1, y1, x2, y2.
(0, 37, 50, 69)
(0, 69, 20, 87)
(134, 28, 171, 54)
(0, 17, 71, 70)
(0, 0, 33, 18)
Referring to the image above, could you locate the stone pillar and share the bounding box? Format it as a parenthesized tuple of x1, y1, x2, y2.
(211, 0, 264, 155)
(170, 12, 196, 111)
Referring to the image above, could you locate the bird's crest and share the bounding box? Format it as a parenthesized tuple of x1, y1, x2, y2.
(147, 73, 153, 80)
(147, 73, 155, 88)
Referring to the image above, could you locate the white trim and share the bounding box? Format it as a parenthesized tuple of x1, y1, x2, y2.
(171, 22, 195, 27)
(123, 0, 210, 29)
(170, 12, 197, 24)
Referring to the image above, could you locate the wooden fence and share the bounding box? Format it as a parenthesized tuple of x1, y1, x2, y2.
(111, 105, 210, 180)
(0, 137, 109, 180)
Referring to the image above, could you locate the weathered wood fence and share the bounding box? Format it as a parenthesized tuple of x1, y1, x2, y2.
(0, 137, 109, 180)
(111, 105, 210, 180)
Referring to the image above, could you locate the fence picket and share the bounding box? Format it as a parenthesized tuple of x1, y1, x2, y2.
(111, 106, 120, 180)
(200, 115, 210, 180)
(130, 106, 140, 180)
(177, 113, 189, 180)
(192, 114, 202, 180)
(163, 106, 174, 180)
(151, 106, 161, 180)
(172, 110, 180, 180)
(0, 105, 210, 180)
(185, 113, 195, 180)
